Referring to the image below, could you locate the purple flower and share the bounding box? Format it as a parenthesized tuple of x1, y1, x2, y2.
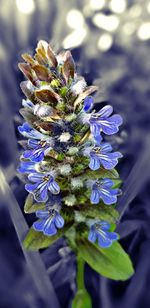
(88, 221, 118, 248)
(90, 179, 120, 205)
(18, 122, 44, 139)
(85, 105, 122, 139)
(86, 143, 122, 170)
(33, 209, 64, 236)
(17, 161, 36, 173)
(23, 139, 52, 162)
(25, 172, 60, 202)
(83, 96, 94, 112)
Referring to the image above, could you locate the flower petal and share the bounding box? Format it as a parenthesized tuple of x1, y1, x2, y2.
(88, 229, 97, 243)
(28, 173, 44, 182)
(37, 185, 48, 202)
(97, 105, 113, 118)
(30, 149, 44, 162)
(105, 231, 118, 241)
(25, 183, 39, 193)
(100, 155, 118, 170)
(43, 220, 57, 236)
(83, 96, 94, 112)
(36, 210, 49, 219)
(100, 143, 112, 153)
(18, 122, 31, 133)
(33, 219, 46, 232)
(48, 180, 60, 195)
(102, 179, 114, 187)
(23, 150, 32, 159)
(98, 234, 112, 248)
(110, 114, 123, 126)
(100, 120, 118, 135)
(90, 123, 100, 137)
(28, 139, 39, 148)
(18, 123, 44, 139)
(100, 115, 123, 135)
(110, 152, 122, 159)
(90, 189, 100, 204)
(55, 213, 64, 228)
(100, 189, 117, 205)
(111, 188, 119, 194)
(89, 156, 100, 170)
(17, 161, 35, 173)
(99, 221, 110, 231)
(94, 134, 103, 145)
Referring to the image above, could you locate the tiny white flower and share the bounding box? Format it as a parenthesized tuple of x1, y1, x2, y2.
(64, 194, 76, 206)
(71, 177, 83, 189)
(67, 147, 79, 155)
(75, 211, 86, 223)
(71, 78, 87, 95)
(59, 132, 71, 142)
(60, 164, 72, 175)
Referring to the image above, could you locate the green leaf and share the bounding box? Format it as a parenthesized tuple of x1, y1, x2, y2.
(77, 239, 134, 281)
(50, 79, 61, 88)
(23, 221, 74, 250)
(24, 194, 45, 213)
(72, 289, 92, 308)
(82, 168, 119, 180)
(59, 86, 68, 96)
(79, 203, 119, 223)
(112, 179, 122, 188)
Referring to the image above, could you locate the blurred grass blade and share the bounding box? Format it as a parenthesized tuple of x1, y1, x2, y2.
(118, 137, 150, 221)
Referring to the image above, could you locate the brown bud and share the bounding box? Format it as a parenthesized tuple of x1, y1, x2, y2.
(20, 81, 39, 104)
(47, 44, 58, 67)
(32, 64, 52, 82)
(35, 88, 61, 104)
(62, 50, 75, 83)
(33, 120, 53, 133)
(35, 40, 48, 65)
(21, 53, 36, 65)
(18, 63, 39, 87)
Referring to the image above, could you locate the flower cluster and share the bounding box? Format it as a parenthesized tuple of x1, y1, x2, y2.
(18, 40, 123, 248)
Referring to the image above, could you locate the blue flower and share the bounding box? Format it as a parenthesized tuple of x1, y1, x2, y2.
(18, 122, 44, 139)
(25, 172, 60, 202)
(88, 221, 118, 248)
(23, 139, 52, 162)
(33, 209, 64, 236)
(87, 143, 122, 170)
(90, 179, 120, 205)
(83, 96, 94, 112)
(22, 99, 34, 109)
(17, 161, 36, 173)
(88, 105, 123, 139)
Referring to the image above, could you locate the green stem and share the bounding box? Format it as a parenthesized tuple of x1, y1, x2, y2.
(76, 256, 85, 290)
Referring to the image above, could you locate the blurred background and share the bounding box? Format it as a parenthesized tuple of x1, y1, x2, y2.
(0, 0, 150, 307)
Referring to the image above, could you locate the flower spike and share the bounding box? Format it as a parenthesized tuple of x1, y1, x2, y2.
(18, 41, 123, 247)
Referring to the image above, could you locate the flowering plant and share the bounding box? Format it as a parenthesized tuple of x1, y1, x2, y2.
(18, 40, 134, 305)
